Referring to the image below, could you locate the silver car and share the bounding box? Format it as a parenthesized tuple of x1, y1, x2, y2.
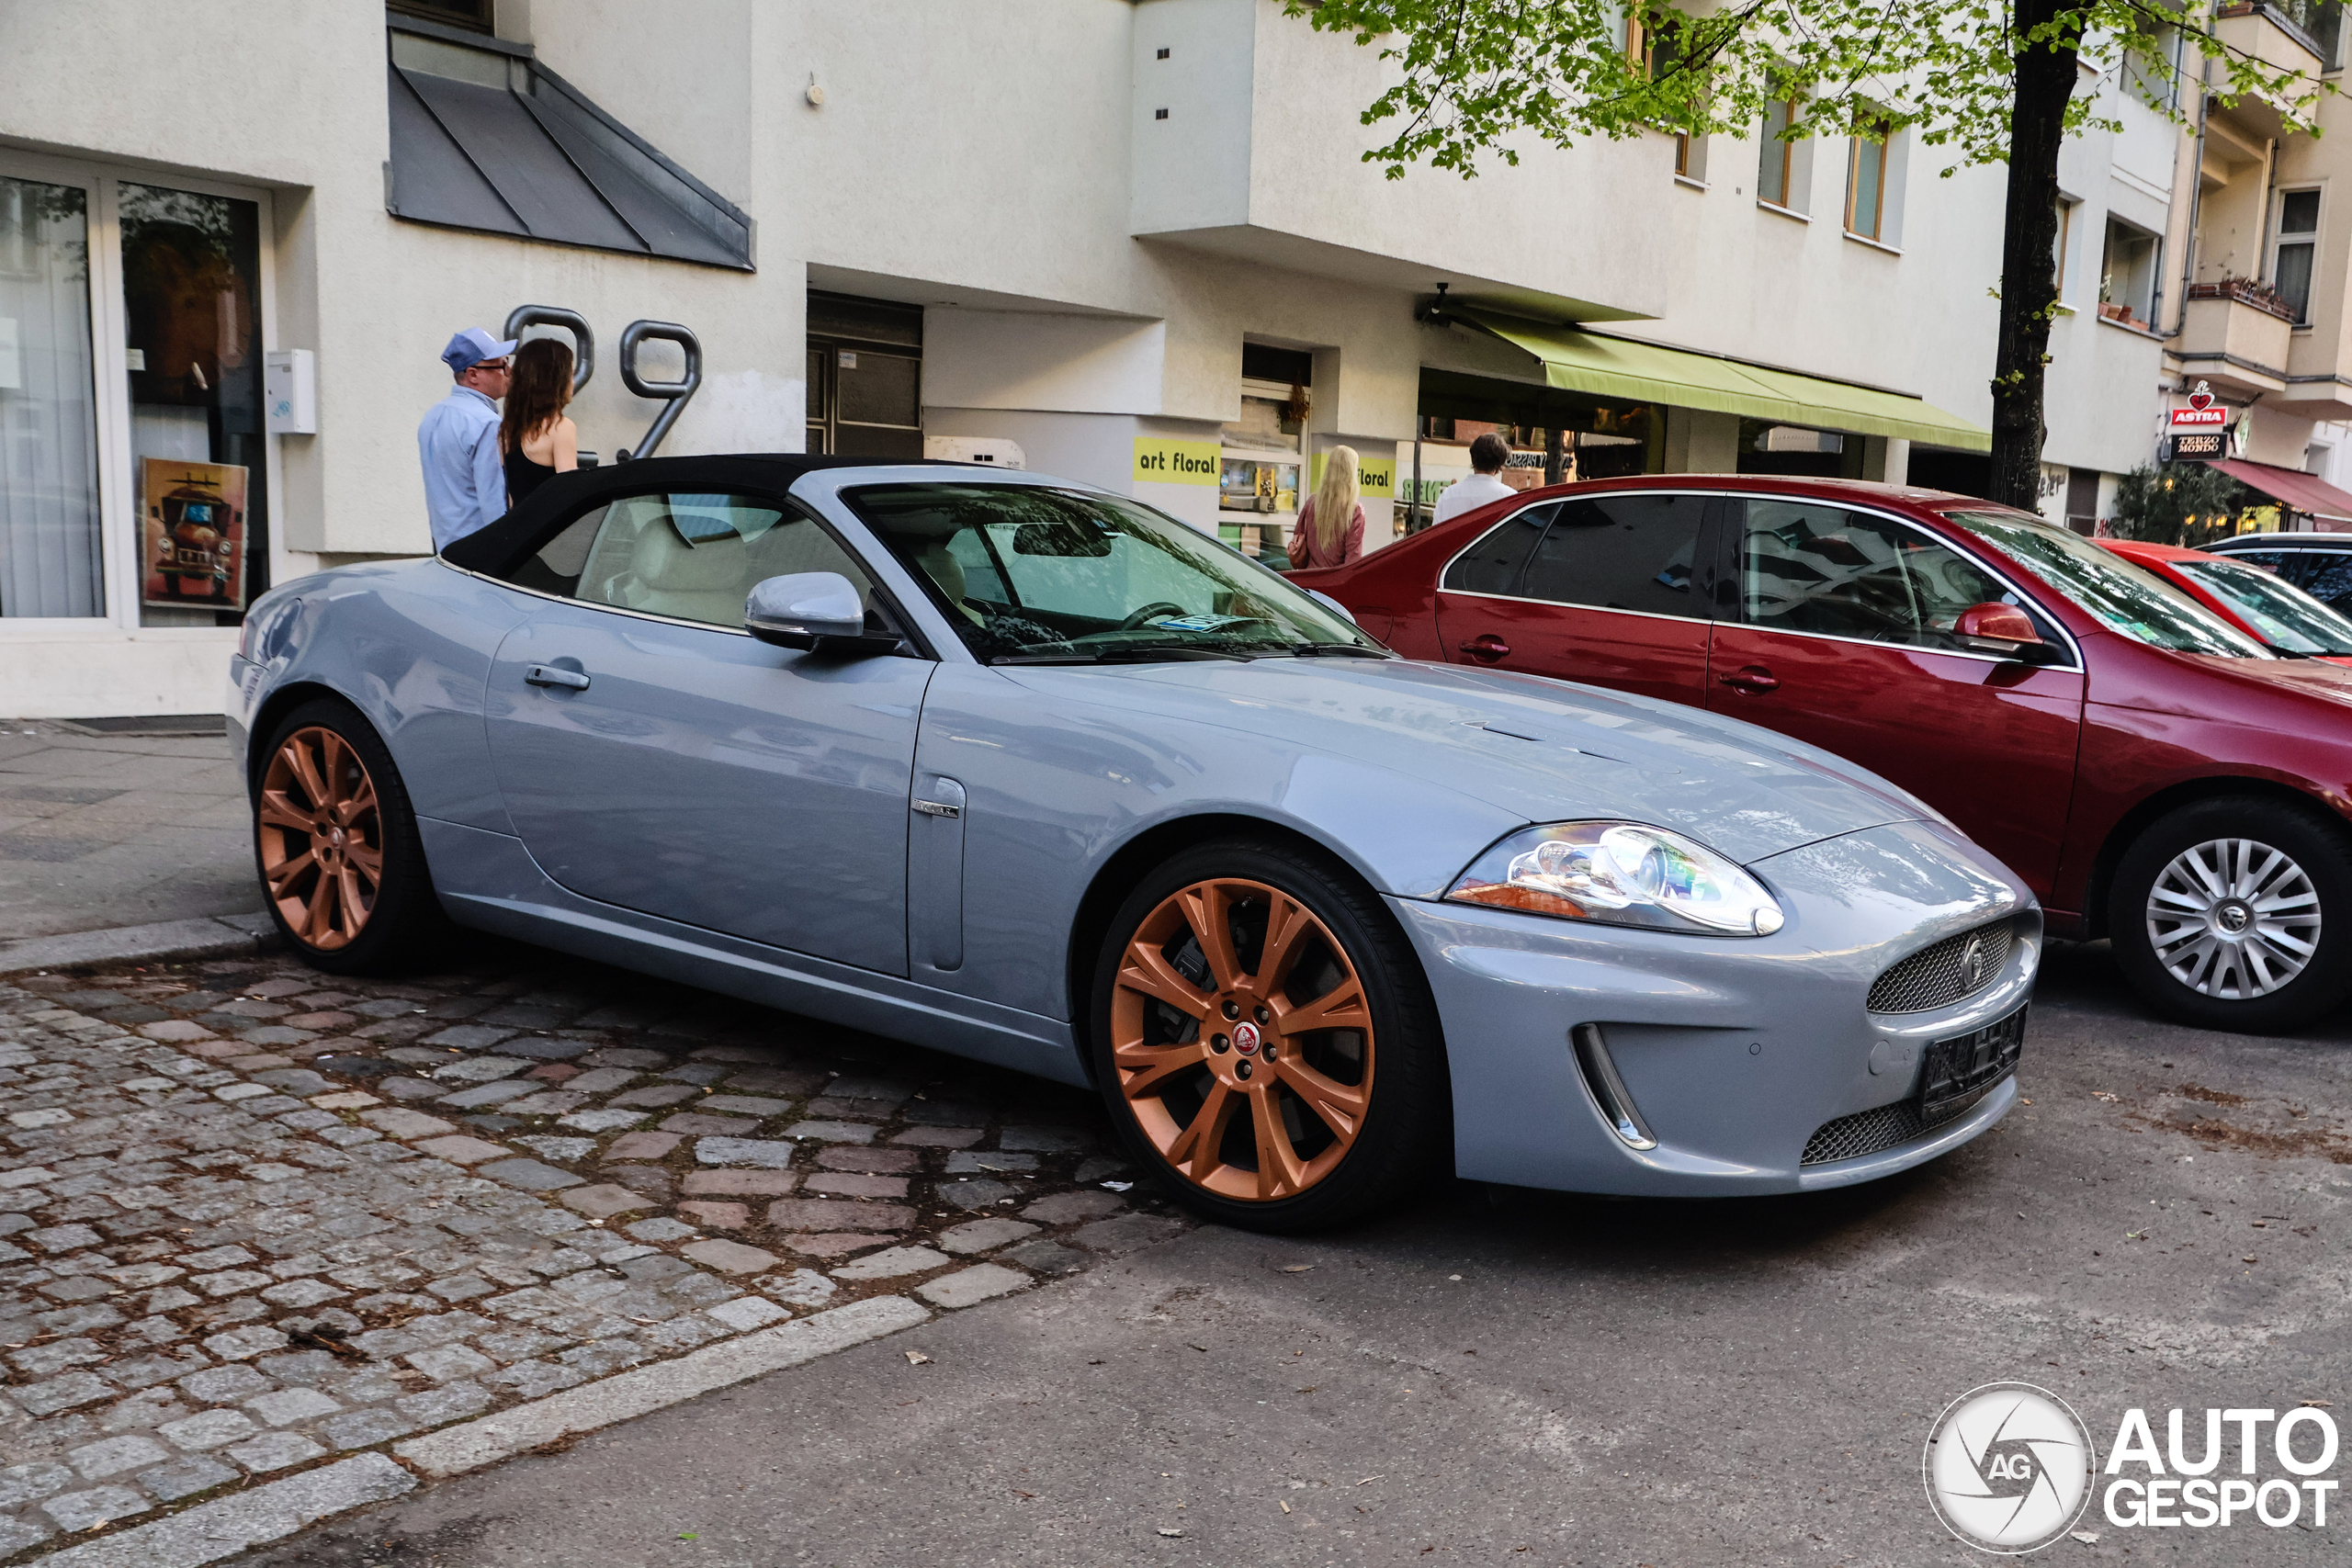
(228, 457, 2038, 1230)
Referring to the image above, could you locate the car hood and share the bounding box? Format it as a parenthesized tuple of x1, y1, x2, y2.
(1005, 657, 1933, 865)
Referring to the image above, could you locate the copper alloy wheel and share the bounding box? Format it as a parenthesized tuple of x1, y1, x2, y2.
(257, 726, 383, 951)
(1112, 877, 1375, 1202)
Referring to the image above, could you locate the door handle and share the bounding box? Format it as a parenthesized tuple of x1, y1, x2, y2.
(1458, 634, 1511, 663)
(524, 663, 591, 691)
(1717, 664, 1779, 694)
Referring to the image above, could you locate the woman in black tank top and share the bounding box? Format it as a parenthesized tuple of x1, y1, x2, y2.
(501, 338, 579, 507)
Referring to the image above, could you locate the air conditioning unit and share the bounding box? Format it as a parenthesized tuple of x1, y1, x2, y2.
(923, 435, 1026, 468)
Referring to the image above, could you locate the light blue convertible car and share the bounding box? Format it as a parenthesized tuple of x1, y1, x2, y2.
(228, 457, 2037, 1229)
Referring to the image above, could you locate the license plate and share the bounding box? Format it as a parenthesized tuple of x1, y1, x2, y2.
(1918, 1004, 2027, 1123)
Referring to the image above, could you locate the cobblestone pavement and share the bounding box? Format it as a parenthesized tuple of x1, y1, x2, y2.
(0, 945, 1182, 1558)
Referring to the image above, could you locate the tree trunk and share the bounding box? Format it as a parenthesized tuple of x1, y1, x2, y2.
(1987, 0, 2081, 512)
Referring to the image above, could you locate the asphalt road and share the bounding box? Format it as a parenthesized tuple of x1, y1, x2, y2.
(244, 940, 2352, 1567)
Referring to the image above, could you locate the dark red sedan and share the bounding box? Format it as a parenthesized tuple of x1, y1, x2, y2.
(1297, 475, 2352, 1032)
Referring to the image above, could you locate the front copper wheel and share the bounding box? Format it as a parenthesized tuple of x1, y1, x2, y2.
(1112, 876, 1375, 1202)
(257, 725, 383, 952)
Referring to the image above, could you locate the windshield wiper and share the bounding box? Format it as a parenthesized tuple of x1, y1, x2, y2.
(992, 644, 1252, 665)
(1286, 642, 1393, 660)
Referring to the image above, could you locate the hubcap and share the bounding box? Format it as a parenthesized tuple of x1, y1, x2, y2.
(256, 727, 384, 952)
(1111, 877, 1374, 1202)
(2145, 837, 2322, 1000)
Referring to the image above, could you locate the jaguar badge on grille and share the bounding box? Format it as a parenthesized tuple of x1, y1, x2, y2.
(1962, 935, 1987, 989)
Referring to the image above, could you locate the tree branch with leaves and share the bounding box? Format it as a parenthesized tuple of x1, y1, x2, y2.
(1290, 0, 2328, 508)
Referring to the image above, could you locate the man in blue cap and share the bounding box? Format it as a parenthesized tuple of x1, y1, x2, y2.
(417, 327, 517, 549)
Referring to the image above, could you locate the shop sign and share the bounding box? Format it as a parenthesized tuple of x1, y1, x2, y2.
(1133, 437, 1222, 486)
(1308, 450, 1396, 499)
(2168, 431, 2228, 461)
(2169, 383, 2228, 428)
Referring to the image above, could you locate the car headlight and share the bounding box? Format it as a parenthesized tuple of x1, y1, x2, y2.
(1445, 821, 1786, 937)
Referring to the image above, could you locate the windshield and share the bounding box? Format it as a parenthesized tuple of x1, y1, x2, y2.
(2174, 556, 2352, 656)
(844, 483, 1383, 662)
(1941, 511, 2271, 657)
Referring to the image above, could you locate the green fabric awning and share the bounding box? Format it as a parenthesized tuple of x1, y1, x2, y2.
(1456, 309, 1991, 453)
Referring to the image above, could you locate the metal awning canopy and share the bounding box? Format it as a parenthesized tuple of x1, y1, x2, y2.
(386, 18, 753, 270)
(2208, 457, 2352, 522)
(1453, 309, 1991, 452)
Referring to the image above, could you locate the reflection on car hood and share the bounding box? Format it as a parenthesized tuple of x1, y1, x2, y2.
(1009, 657, 1934, 864)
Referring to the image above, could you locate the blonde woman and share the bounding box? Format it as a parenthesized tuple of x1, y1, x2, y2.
(1287, 444, 1367, 570)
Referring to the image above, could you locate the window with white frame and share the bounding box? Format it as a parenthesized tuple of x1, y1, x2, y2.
(2101, 216, 2160, 327)
(0, 152, 272, 628)
(2052, 197, 2078, 303)
(2273, 188, 2321, 325)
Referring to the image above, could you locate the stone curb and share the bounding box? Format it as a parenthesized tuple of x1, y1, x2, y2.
(0, 914, 276, 977)
(394, 1293, 932, 1477)
(17, 1297, 932, 1566)
(30, 1455, 414, 1568)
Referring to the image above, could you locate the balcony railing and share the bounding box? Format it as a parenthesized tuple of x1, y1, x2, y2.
(2188, 276, 2299, 322)
(2216, 0, 2339, 67)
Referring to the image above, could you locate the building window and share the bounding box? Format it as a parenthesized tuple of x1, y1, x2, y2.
(1758, 98, 1798, 209)
(0, 174, 102, 619)
(2101, 217, 2160, 326)
(2273, 188, 2321, 325)
(0, 154, 276, 632)
(2052, 197, 2077, 300)
(387, 0, 492, 32)
(1846, 118, 1891, 240)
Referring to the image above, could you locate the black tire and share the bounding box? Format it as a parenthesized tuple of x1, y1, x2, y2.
(2108, 795, 2352, 1032)
(1087, 837, 1449, 1232)
(252, 697, 451, 975)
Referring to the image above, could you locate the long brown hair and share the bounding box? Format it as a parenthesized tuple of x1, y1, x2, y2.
(500, 337, 573, 455)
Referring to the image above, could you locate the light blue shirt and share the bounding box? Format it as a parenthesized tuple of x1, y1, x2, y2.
(417, 385, 506, 550)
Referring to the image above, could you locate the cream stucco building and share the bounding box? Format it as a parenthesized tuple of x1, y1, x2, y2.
(1, 0, 2199, 717)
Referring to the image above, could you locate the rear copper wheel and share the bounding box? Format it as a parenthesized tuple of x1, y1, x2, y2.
(258, 726, 382, 950)
(1091, 840, 1445, 1230)
(252, 698, 449, 974)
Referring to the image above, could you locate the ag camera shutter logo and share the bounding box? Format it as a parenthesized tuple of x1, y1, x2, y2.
(1923, 1382, 2097, 1552)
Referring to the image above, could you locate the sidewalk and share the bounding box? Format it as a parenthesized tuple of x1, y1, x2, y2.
(0, 720, 257, 944)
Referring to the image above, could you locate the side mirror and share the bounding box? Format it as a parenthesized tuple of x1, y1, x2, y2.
(1306, 588, 1358, 626)
(1954, 602, 2046, 659)
(745, 572, 897, 655)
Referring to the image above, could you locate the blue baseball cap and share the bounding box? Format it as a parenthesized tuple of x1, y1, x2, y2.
(440, 327, 518, 374)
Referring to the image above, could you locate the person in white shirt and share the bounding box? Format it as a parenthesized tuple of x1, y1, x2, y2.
(1432, 432, 1518, 524)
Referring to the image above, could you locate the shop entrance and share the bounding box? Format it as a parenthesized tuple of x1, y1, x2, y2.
(806, 292, 922, 459)
(1408, 367, 1661, 527)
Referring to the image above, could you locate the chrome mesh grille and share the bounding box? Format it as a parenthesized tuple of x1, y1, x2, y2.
(1800, 1083, 1996, 1166)
(1866, 919, 2016, 1014)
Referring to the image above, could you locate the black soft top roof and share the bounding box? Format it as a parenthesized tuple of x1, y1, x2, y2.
(439, 454, 935, 579)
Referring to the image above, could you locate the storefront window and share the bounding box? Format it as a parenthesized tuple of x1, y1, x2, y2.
(120, 183, 266, 626)
(0, 175, 103, 618)
(1219, 380, 1306, 566)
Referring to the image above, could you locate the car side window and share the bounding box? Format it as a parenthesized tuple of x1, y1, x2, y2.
(2296, 551, 2352, 611)
(1515, 494, 1704, 618)
(1739, 500, 2023, 654)
(509, 491, 878, 630)
(1441, 503, 1557, 594)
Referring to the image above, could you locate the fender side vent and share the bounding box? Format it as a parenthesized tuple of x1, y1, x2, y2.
(1572, 1024, 1657, 1151)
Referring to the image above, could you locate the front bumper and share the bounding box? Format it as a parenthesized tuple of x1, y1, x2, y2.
(1399, 818, 2037, 1196)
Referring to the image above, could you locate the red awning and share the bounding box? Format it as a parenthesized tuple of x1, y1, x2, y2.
(2208, 457, 2352, 522)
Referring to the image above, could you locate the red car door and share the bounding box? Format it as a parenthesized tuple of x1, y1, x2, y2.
(1704, 495, 2086, 898)
(1433, 491, 1717, 707)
